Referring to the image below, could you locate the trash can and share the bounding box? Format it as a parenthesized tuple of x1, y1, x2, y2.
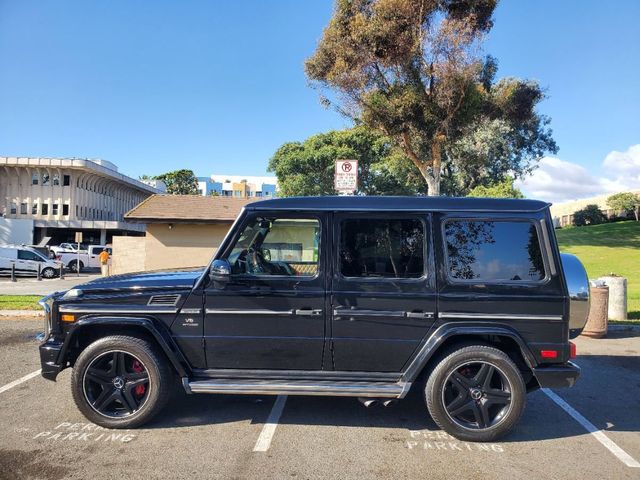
(599, 275, 627, 321)
(582, 284, 609, 338)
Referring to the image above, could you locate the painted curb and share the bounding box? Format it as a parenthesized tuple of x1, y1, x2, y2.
(0, 310, 44, 317)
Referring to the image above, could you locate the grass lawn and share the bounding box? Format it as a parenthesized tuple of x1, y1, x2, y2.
(555, 220, 640, 319)
(0, 295, 43, 310)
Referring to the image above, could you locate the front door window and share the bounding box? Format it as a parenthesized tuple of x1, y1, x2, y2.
(228, 217, 320, 277)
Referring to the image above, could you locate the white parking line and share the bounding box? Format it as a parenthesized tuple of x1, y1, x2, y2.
(542, 388, 640, 468)
(0, 369, 41, 395)
(253, 395, 288, 452)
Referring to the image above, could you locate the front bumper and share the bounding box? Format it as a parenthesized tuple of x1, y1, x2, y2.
(533, 361, 581, 388)
(39, 339, 64, 380)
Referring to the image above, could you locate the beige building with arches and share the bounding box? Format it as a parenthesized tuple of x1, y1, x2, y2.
(0, 157, 159, 245)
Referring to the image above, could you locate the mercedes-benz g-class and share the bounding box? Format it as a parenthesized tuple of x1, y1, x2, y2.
(38, 196, 589, 441)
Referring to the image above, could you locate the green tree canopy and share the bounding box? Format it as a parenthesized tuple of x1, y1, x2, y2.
(467, 177, 524, 199)
(268, 126, 423, 196)
(607, 192, 640, 221)
(305, 0, 557, 196)
(154, 169, 199, 195)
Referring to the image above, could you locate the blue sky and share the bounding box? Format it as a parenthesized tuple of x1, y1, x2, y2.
(1, 1, 639, 201)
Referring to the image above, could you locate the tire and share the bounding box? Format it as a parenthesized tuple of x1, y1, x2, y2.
(71, 335, 172, 429)
(41, 267, 56, 279)
(425, 345, 526, 442)
(68, 260, 83, 273)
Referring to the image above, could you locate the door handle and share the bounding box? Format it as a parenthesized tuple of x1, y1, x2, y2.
(295, 309, 323, 316)
(406, 311, 434, 319)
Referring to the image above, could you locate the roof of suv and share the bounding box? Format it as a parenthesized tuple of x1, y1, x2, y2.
(246, 196, 550, 213)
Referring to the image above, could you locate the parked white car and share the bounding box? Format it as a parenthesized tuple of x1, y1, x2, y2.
(49, 243, 88, 256)
(56, 245, 112, 272)
(0, 245, 63, 278)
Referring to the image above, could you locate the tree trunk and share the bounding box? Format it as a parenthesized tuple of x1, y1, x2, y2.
(425, 171, 439, 196)
(400, 132, 444, 196)
(425, 135, 444, 196)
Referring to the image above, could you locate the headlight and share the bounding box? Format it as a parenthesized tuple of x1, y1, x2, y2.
(62, 288, 84, 300)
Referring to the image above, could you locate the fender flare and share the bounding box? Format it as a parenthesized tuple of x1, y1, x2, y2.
(401, 322, 538, 383)
(59, 315, 191, 378)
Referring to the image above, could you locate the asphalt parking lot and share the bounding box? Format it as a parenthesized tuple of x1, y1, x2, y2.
(0, 318, 638, 480)
(0, 273, 101, 296)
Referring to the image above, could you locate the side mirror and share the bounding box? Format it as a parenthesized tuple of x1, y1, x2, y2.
(209, 259, 231, 289)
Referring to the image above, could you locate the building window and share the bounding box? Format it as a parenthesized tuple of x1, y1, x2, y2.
(339, 218, 425, 279)
(75, 205, 78, 216)
(255, 192, 263, 197)
(20, 203, 28, 215)
(32, 173, 39, 185)
(10, 203, 17, 214)
(444, 220, 546, 283)
(53, 174, 60, 186)
(63, 175, 70, 186)
(52, 204, 59, 215)
(32, 204, 38, 215)
(42, 174, 50, 186)
(42, 204, 48, 215)
(63, 204, 69, 216)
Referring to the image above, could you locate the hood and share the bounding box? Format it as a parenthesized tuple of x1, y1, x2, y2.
(75, 268, 205, 293)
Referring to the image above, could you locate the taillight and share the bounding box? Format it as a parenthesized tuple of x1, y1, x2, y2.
(56, 255, 61, 260)
(569, 341, 577, 359)
(540, 350, 558, 359)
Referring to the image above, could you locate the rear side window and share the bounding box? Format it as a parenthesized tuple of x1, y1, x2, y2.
(339, 218, 425, 279)
(444, 220, 546, 282)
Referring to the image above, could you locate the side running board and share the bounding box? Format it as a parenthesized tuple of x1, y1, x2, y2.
(183, 378, 411, 398)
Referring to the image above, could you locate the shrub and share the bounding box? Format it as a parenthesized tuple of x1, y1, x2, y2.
(573, 204, 607, 226)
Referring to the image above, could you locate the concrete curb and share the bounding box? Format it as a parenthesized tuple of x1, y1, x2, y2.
(0, 310, 44, 317)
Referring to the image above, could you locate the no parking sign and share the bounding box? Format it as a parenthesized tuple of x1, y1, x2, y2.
(334, 159, 358, 193)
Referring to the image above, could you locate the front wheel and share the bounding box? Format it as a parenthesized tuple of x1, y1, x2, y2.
(425, 345, 526, 442)
(71, 336, 172, 429)
(41, 267, 56, 279)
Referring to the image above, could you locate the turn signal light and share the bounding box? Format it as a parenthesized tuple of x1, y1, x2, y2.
(569, 341, 577, 359)
(540, 350, 558, 359)
(61, 314, 75, 323)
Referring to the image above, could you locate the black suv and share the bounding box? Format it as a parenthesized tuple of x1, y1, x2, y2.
(39, 196, 589, 441)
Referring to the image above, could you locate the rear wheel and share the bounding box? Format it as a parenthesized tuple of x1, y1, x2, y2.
(71, 335, 171, 429)
(425, 345, 526, 442)
(68, 260, 83, 273)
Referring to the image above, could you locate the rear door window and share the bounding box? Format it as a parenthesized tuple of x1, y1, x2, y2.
(444, 220, 546, 283)
(339, 218, 425, 279)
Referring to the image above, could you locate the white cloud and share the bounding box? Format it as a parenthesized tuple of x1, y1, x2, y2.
(516, 144, 640, 203)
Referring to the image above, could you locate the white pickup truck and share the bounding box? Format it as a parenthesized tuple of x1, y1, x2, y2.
(56, 245, 112, 272)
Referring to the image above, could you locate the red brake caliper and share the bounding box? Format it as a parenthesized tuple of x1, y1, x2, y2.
(132, 360, 146, 396)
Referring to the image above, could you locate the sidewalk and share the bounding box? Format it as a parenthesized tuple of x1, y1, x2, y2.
(0, 273, 101, 296)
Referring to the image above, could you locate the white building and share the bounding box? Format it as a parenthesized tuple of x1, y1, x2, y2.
(197, 174, 277, 198)
(0, 157, 160, 245)
(550, 189, 640, 227)
(140, 178, 167, 192)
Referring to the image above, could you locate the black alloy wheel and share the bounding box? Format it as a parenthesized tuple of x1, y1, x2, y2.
(71, 336, 171, 428)
(442, 361, 512, 430)
(425, 344, 526, 442)
(83, 350, 150, 418)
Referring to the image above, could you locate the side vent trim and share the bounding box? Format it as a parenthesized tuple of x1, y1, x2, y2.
(148, 294, 181, 307)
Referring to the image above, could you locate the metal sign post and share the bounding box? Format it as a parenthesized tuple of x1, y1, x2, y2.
(75, 232, 83, 276)
(335, 159, 358, 195)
